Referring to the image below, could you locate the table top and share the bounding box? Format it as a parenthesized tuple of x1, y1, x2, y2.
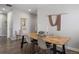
(28, 32, 70, 45)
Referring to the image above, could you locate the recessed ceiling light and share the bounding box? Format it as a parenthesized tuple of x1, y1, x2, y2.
(2, 8, 6, 11)
(28, 9, 31, 12)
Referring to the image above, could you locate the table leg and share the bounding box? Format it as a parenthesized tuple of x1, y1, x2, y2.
(62, 45, 66, 54)
(21, 36, 24, 48)
(53, 44, 57, 54)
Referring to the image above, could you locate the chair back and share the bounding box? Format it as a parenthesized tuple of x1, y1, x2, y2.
(38, 39, 47, 49)
(25, 34, 32, 43)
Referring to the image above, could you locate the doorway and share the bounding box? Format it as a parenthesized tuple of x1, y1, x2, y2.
(0, 13, 7, 43)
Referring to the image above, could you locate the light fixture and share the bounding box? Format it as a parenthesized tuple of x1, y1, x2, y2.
(28, 9, 31, 12)
(2, 8, 6, 11)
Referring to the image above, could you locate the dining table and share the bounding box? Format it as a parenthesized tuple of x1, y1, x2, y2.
(21, 32, 70, 54)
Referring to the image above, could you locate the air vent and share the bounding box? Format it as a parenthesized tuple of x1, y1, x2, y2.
(6, 4, 12, 7)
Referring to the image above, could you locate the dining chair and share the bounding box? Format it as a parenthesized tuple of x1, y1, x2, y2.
(15, 30, 21, 40)
(38, 39, 48, 53)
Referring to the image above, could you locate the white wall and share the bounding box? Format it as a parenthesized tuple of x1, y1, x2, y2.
(37, 5, 79, 50)
(30, 14, 37, 32)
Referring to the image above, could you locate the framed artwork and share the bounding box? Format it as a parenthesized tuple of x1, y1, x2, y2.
(20, 18, 27, 31)
(48, 15, 61, 31)
(21, 18, 26, 26)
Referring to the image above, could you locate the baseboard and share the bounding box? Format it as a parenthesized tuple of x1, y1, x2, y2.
(67, 47, 79, 52)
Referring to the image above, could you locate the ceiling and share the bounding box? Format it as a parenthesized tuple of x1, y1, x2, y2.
(0, 4, 79, 14)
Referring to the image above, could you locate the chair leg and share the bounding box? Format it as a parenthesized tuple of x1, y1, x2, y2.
(21, 36, 24, 48)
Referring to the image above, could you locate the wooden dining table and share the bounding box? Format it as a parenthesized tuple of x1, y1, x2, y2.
(21, 32, 70, 54)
